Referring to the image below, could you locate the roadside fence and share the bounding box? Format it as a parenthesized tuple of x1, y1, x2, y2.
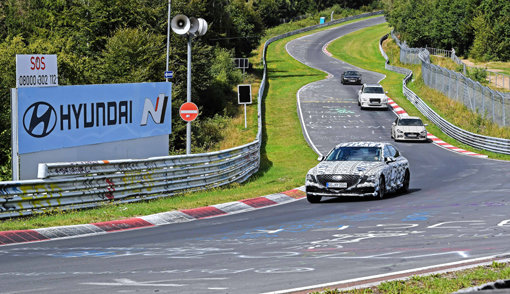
(393, 32, 510, 91)
(0, 11, 384, 219)
(390, 31, 510, 127)
(380, 34, 510, 155)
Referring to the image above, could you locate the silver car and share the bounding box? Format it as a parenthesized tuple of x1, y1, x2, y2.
(391, 116, 428, 141)
(305, 142, 410, 203)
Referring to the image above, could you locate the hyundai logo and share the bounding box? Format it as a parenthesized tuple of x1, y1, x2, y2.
(23, 102, 57, 138)
(333, 175, 343, 181)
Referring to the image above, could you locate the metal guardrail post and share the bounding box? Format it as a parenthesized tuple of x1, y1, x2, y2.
(503, 94, 506, 127)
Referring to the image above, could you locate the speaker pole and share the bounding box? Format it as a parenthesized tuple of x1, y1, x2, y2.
(165, 0, 171, 82)
(186, 33, 192, 155)
(171, 14, 207, 155)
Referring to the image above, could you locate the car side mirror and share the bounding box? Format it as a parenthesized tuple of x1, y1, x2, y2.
(385, 157, 396, 163)
(385, 91, 388, 94)
(424, 124, 428, 126)
(392, 122, 396, 126)
(318, 156, 324, 161)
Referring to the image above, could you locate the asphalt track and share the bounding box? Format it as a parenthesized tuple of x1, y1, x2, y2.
(2, 16, 510, 294)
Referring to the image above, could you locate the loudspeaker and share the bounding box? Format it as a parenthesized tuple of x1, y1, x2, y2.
(197, 18, 208, 36)
(171, 14, 190, 35)
(189, 17, 199, 35)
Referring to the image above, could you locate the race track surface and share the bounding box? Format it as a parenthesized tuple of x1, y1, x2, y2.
(1, 16, 510, 294)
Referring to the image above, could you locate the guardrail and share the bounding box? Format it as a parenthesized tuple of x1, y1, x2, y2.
(0, 11, 384, 219)
(380, 34, 510, 155)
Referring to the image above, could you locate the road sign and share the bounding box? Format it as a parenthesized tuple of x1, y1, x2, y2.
(16, 54, 58, 88)
(164, 71, 173, 79)
(237, 84, 252, 104)
(179, 102, 199, 122)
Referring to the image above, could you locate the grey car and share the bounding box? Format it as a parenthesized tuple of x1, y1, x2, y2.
(341, 70, 362, 85)
(305, 142, 410, 203)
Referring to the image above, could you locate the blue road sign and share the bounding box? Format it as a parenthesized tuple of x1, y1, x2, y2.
(164, 71, 173, 79)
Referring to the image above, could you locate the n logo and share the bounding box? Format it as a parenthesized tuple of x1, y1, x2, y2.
(140, 94, 168, 126)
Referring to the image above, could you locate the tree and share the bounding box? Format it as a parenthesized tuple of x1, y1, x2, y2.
(96, 28, 165, 84)
(471, 0, 510, 61)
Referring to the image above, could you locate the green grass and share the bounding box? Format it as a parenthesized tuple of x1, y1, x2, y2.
(311, 261, 510, 293)
(0, 14, 382, 231)
(327, 23, 510, 161)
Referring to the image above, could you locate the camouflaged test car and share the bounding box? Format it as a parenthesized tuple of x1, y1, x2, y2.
(305, 142, 410, 203)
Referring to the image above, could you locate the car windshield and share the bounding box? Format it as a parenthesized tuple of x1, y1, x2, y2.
(345, 71, 359, 76)
(326, 146, 382, 162)
(399, 118, 423, 126)
(363, 87, 384, 94)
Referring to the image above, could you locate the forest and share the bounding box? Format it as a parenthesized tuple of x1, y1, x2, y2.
(0, 0, 380, 180)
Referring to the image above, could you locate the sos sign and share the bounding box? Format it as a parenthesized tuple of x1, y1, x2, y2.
(16, 54, 58, 88)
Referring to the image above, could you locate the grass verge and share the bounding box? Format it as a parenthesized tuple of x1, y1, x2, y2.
(0, 14, 382, 231)
(327, 23, 510, 160)
(313, 261, 510, 294)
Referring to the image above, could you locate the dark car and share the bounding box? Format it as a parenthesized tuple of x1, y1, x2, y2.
(341, 70, 362, 85)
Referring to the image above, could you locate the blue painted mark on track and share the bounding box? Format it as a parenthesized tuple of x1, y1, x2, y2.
(402, 212, 431, 221)
(50, 250, 117, 258)
(195, 212, 395, 241)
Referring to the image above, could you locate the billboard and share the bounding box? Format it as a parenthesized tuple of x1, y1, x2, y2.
(17, 82, 172, 154)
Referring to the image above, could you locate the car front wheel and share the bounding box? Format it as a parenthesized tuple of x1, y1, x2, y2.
(399, 169, 410, 193)
(376, 176, 386, 199)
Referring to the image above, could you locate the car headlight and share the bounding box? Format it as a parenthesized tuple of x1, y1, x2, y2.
(306, 174, 316, 183)
(363, 174, 376, 183)
(420, 130, 427, 135)
(397, 129, 403, 133)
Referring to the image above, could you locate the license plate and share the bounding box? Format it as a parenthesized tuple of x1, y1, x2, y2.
(407, 134, 417, 137)
(327, 182, 347, 188)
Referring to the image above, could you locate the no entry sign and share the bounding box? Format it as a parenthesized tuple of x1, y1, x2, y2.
(179, 102, 199, 122)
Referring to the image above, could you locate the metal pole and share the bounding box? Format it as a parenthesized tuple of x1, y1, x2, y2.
(244, 104, 247, 129)
(186, 35, 191, 154)
(186, 34, 192, 154)
(165, 0, 171, 82)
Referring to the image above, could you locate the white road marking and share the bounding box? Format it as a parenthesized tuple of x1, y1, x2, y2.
(262, 254, 510, 294)
(83, 278, 185, 287)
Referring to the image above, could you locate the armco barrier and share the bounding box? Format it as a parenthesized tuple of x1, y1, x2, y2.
(0, 11, 384, 219)
(380, 34, 510, 155)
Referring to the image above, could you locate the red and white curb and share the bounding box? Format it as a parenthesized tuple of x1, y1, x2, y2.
(322, 43, 333, 57)
(0, 187, 306, 246)
(388, 98, 487, 158)
(388, 98, 408, 117)
(426, 133, 487, 158)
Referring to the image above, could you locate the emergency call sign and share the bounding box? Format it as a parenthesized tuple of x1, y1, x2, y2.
(16, 54, 58, 88)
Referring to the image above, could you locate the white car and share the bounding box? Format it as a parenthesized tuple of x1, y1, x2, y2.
(305, 142, 410, 203)
(391, 116, 428, 141)
(358, 83, 389, 109)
